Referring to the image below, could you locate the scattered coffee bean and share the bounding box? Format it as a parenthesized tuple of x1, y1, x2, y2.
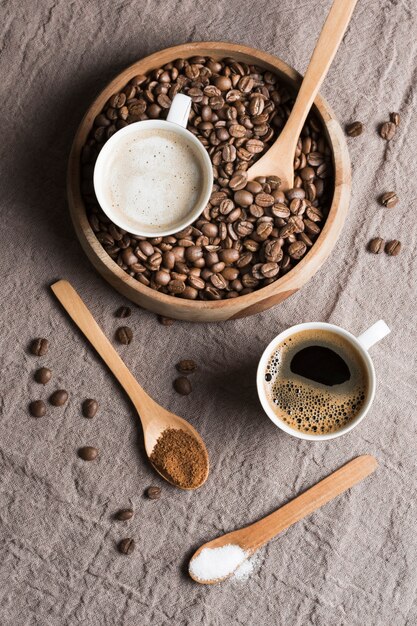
(157, 315, 174, 326)
(115, 509, 134, 521)
(116, 326, 133, 345)
(146, 486, 161, 500)
(29, 400, 46, 417)
(390, 112, 400, 126)
(34, 367, 52, 384)
(173, 376, 192, 395)
(115, 306, 132, 318)
(380, 191, 399, 208)
(346, 121, 363, 137)
(176, 359, 198, 375)
(385, 240, 401, 256)
(82, 398, 98, 418)
(30, 338, 48, 356)
(78, 446, 98, 461)
(368, 237, 385, 254)
(380, 121, 396, 141)
(118, 538, 135, 555)
(50, 389, 69, 406)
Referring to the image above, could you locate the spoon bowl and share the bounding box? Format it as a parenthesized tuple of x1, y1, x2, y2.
(51, 279, 209, 490)
(143, 405, 209, 489)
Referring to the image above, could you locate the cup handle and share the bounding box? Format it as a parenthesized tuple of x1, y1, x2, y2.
(356, 320, 390, 351)
(166, 94, 192, 128)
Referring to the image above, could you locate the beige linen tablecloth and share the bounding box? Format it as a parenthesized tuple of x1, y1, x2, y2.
(1, 0, 416, 624)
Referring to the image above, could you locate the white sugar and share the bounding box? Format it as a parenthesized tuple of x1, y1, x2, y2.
(189, 544, 247, 582)
(233, 552, 260, 581)
(233, 556, 254, 580)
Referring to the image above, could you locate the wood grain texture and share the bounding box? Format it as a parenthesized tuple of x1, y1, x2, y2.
(248, 0, 358, 187)
(189, 455, 377, 583)
(67, 41, 351, 322)
(51, 279, 209, 489)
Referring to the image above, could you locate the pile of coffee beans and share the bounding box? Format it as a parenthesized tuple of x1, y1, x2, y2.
(81, 56, 334, 301)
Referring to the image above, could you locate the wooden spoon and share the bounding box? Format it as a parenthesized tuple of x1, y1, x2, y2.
(51, 279, 209, 489)
(189, 455, 377, 583)
(247, 0, 358, 188)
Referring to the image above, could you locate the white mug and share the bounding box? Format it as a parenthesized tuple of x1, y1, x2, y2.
(256, 320, 391, 441)
(93, 94, 213, 237)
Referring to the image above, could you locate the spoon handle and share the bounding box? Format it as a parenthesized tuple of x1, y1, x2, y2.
(240, 455, 377, 553)
(51, 280, 154, 414)
(286, 0, 358, 140)
(282, 0, 358, 143)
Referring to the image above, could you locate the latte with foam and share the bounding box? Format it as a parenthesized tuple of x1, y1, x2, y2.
(99, 127, 207, 235)
(263, 329, 369, 435)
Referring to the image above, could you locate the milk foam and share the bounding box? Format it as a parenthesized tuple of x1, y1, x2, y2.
(102, 128, 206, 233)
(264, 329, 369, 435)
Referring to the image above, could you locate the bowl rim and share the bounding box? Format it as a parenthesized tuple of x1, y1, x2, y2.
(68, 41, 351, 314)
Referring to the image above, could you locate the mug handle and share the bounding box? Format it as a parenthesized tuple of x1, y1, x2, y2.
(357, 320, 390, 351)
(166, 94, 192, 128)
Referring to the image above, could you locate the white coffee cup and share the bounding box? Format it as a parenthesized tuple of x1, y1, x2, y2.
(93, 94, 213, 237)
(256, 320, 391, 441)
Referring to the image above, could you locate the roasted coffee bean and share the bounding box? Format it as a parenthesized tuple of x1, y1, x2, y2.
(234, 189, 254, 207)
(30, 338, 48, 356)
(173, 376, 192, 395)
(380, 121, 396, 141)
(385, 239, 401, 256)
(255, 193, 275, 207)
(219, 248, 239, 264)
(306, 206, 323, 222)
(210, 273, 227, 289)
(34, 367, 52, 384)
(181, 286, 198, 299)
(288, 240, 307, 259)
(368, 237, 384, 254)
(115, 509, 134, 521)
(116, 326, 133, 345)
(29, 400, 46, 417)
(214, 76, 232, 91)
(229, 124, 246, 138)
(167, 279, 185, 294)
(116, 306, 132, 318)
(118, 538, 135, 555)
(346, 121, 363, 137)
(50, 390, 68, 407)
(303, 219, 320, 236)
(146, 486, 162, 500)
(157, 315, 174, 326)
(78, 446, 98, 461)
(390, 112, 400, 126)
(176, 359, 198, 374)
(82, 399, 99, 418)
(260, 262, 279, 278)
(256, 222, 273, 240)
(380, 191, 398, 208)
(229, 172, 248, 190)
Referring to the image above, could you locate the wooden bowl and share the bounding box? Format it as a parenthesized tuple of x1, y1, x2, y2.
(68, 42, 351, 322)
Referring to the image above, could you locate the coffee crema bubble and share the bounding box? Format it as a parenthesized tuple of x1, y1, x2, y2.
(264, 329, 369, 435)
(103, 128, 206, 234)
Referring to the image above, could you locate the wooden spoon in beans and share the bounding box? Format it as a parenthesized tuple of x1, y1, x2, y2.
(248, 0, 358, 189)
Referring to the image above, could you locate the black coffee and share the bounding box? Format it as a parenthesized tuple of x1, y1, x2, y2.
(264, 329, 369, 435)
(290, 345, 351, 386)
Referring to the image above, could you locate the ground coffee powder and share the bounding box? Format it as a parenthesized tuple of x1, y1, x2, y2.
(150, 428, 208, 489)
